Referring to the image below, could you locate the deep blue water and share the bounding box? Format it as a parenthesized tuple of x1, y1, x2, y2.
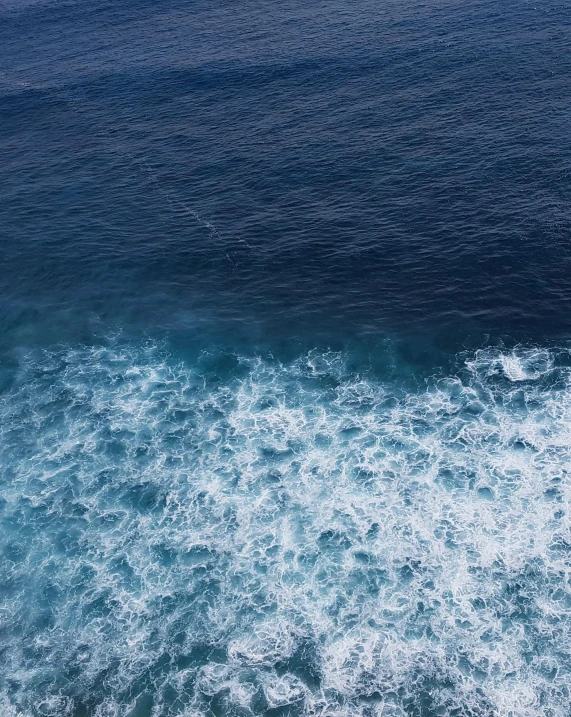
(1, 0, 571, 715)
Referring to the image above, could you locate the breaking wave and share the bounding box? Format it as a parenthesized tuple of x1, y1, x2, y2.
(1, 341, 570, 716)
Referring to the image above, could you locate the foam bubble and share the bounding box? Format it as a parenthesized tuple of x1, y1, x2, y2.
(0, 342, 570, 716)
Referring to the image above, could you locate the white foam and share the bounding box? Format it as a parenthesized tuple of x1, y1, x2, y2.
(0, 343, 570, 716)
(261, 672, 306, 709)
(227, 621, 297, 666)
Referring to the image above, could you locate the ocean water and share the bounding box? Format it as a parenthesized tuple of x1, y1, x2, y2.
(1, 0, 571, 715)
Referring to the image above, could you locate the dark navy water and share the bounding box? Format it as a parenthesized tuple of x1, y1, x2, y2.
(1, 1, 571, 715)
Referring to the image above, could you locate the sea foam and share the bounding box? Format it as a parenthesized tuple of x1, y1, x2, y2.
(0, 342, 570, 716)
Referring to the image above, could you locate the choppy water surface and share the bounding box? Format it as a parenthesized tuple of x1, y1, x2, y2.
(2, 343, 571, 717)
(1, 0, 571, 715)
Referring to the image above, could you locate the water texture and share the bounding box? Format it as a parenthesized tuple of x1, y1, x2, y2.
(2, 344, 571, 717)
(1, 0, 571, 715)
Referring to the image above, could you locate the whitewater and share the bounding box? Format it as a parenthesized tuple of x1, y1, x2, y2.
(1, 341, 570, 717)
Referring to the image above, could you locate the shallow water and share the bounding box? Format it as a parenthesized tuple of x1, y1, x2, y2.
(1, 0, 571, 715)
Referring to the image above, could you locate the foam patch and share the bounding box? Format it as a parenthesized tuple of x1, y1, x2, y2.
(0, 342, 570, 716)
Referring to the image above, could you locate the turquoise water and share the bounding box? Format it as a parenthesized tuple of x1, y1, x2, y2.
(1, 0, 571, 714)
(1, 341, 571, 715)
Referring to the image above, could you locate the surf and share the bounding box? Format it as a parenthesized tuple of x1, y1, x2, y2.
(0, 340, 570, 716)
